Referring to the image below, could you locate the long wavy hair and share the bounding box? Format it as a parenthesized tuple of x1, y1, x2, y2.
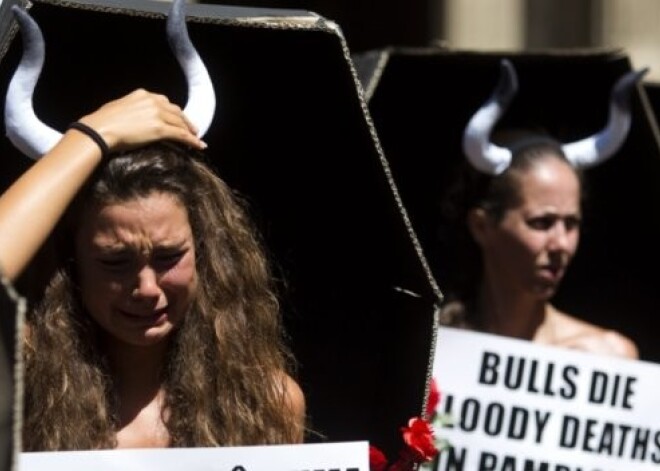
(23, 143, 300, 450)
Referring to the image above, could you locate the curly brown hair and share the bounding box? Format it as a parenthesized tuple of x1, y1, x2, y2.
(23, 143, 301, 450)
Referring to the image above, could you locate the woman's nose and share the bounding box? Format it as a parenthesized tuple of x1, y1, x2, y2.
(132, 266, 161, 299)
(548, 221, 575, 251)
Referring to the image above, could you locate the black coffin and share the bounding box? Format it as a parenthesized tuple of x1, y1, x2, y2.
(0, 277, 22, 471)
(0, 0, 440, 462)
(354, 47, 660, 363)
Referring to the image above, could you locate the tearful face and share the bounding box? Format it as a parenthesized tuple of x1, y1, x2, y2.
(75, 192, 198, 348)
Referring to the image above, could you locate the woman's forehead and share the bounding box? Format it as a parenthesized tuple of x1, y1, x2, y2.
(514, 159, 581, 207)
(78, 193, 192, 246)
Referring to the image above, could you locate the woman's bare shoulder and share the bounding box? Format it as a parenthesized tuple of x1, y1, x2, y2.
(279, 372, 306, 443)
(550, 309, 639, 360)
(283, 374, 305, 416)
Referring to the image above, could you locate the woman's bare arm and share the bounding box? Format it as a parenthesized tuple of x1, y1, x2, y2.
(0, 89, 205, 281)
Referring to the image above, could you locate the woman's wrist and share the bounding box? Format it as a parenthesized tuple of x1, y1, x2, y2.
(67, 122, 110, 159)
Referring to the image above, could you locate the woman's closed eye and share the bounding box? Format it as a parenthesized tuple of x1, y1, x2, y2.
(152, 250, 186, 270)
(97, 255, 133, 272)
(95, 247, 187, 273)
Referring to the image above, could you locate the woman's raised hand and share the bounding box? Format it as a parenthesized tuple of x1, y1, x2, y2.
(75, 89, 207, 153)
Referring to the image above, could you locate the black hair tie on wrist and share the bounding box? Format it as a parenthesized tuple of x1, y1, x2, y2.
(67, 122, 110, 158)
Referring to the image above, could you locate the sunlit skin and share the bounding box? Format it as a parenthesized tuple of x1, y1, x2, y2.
(0, 89, 306, 448)
(76, 192, 197, 350)
(469, 156, 638, 358)
(75, 192, 197, 447)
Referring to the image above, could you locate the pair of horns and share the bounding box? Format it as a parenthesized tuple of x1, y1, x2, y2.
(4, 0, 216, 160)
(462, 59, 648, 175)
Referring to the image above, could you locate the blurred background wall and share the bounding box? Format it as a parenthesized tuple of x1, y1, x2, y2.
(212, 0, 660, 82)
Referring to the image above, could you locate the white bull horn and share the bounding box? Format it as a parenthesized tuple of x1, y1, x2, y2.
(4, 5, 62, 160)
(4, 0, 217, 160)
(166, 0, 216, 138)
(462, 59, 518, 175)
(562, 68, 648, 168)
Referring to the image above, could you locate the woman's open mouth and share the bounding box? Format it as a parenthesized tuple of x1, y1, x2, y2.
(118, 307, 168, 325)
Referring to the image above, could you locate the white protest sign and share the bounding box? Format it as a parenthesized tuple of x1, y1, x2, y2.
(20, 441, 368, 471)
(428, 327, 660, 471)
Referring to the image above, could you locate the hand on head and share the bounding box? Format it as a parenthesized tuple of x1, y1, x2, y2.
(77, 89, 207, 154)
(0, 89, 207, 282)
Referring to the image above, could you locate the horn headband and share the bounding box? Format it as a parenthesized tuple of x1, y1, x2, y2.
(462, 59, 648, 175)
(4, 0, 216, 160)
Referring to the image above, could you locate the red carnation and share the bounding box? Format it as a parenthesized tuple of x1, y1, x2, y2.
(425, 378, 441, 420)
(369, 445, 389, 471)
(400, 417, 438, 462)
